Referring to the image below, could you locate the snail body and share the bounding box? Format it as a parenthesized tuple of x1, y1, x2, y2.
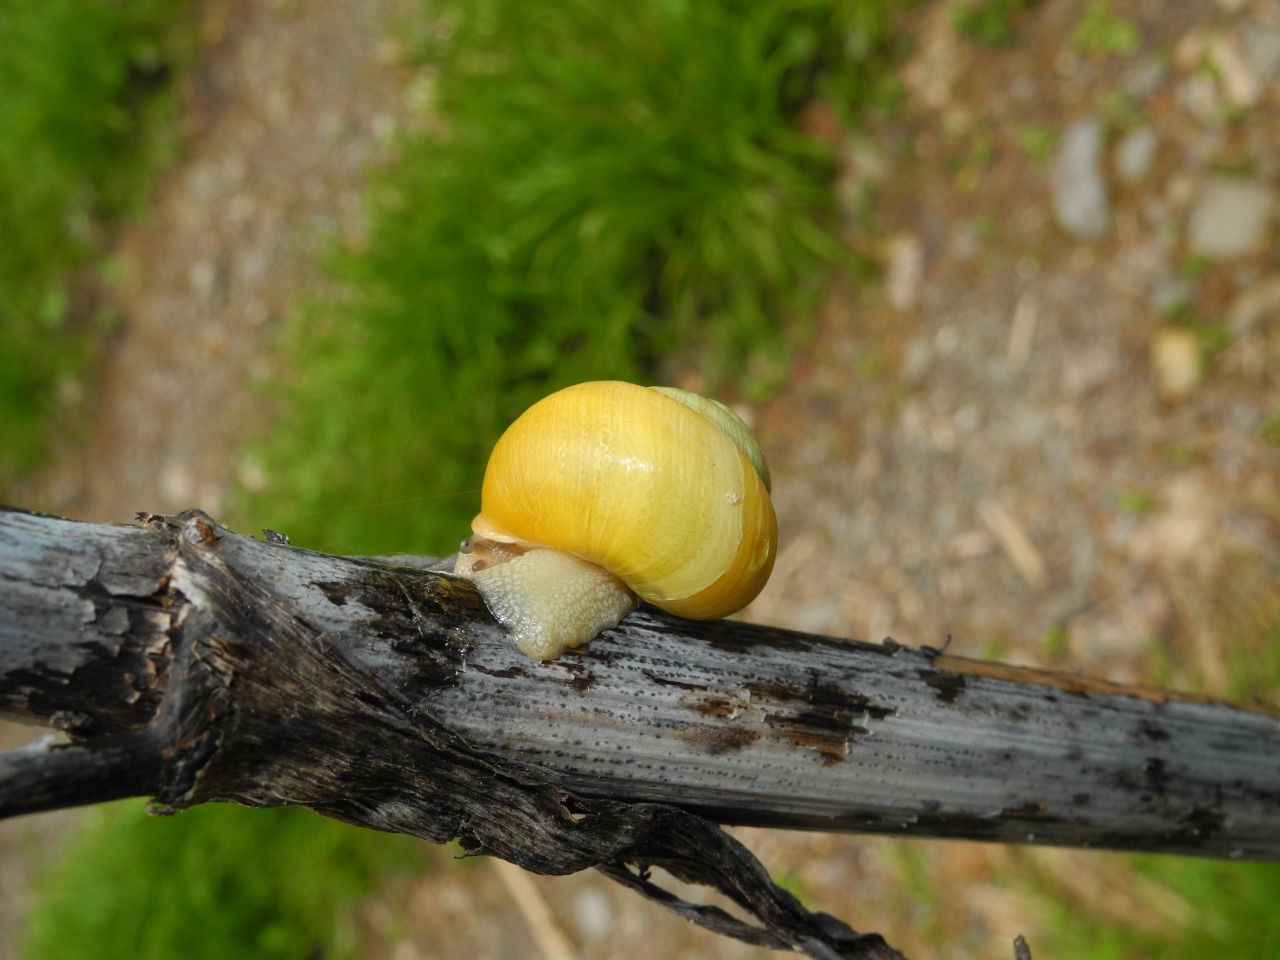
(454, 380, 776, 659)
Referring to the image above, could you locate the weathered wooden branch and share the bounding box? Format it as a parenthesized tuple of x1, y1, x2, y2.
(2, 507, 1278, 958)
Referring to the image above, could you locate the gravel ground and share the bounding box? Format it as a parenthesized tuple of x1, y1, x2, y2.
(5, 0, 1278, 958)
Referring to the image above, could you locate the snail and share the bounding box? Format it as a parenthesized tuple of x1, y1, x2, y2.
(453, 380, 776, 660)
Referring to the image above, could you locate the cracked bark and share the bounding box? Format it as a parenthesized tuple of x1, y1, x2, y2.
(2, 507, 1278, 958)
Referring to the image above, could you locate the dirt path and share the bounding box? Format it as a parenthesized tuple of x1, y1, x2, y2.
(15, 0, 412, 523)
(1, 0, 412, 954)
(5, 0, 1278, 958)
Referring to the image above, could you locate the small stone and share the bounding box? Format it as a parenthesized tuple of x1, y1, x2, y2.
(948, 220, 981, 260)
(1179, 73, 1221, 122)
(1174, 30, 1207, 73)
(1114, 126, 1158, 183)
(1209, 33, 1261, 107)
(1165, 172, 1197, 210)
(1062, 343, 1121, 397)
(1226, 275, 1280, 334)
(1150, 276, 1192, 313)
(190, 260, 217, 301)
(1243, 26, 1280, 81)
(901, 337, 932, 385)
(1050, 117, 1110, 240)
(573, 887, 614, 940)
(845, 136, 887, 182)
(884, 233, 925, 311)
(1187, 178, 1277, 259)
(1122, 59, 1168, 100)
(1128, 474, 1220, 571)
(1150, 327, 1202, 402)
(1010, 74, 1037, 102)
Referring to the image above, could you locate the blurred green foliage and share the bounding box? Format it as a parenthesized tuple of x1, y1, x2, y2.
(23, 801, 424, 960)
(247, 0, 897, 557)
(1038, 857, 1280, 959)
(15, 1, 1279, 958)
(0, 0, 195, 483)
(1070, 0, 1139, 57)
(952, 0, 1035, 47)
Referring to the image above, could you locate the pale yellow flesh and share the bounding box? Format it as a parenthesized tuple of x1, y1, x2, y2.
(473, 380, 776, 619)
(469, 548, 639, 660)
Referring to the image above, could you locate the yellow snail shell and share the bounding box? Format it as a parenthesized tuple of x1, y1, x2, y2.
(454, 380, 776, 659)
